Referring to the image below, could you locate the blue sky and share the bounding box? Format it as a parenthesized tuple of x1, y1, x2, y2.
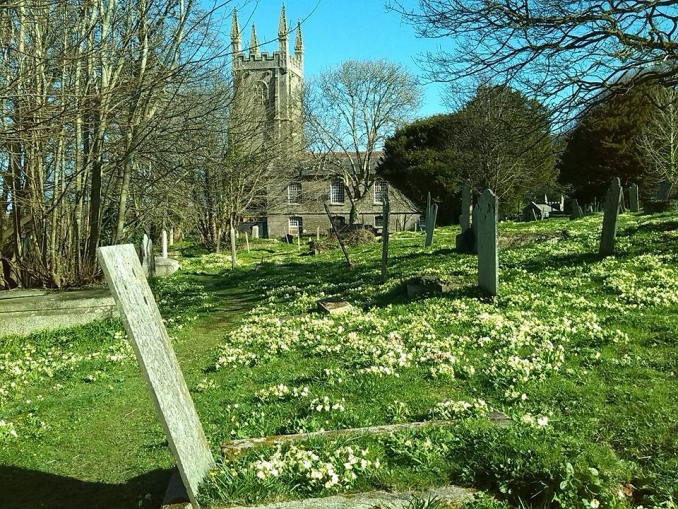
(227, 0, 449, 118)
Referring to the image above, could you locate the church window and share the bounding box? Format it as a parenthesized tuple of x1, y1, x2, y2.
(288, 216, 303, 235)
(287, 182, 302, 204)
(373, 180, 388, 204)
(330, 179, 345, 204)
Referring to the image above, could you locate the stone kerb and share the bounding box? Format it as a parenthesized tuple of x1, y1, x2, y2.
(98, 245, 215, 509)
(477, 189, 498, 296)
(599, 177, 622, 257)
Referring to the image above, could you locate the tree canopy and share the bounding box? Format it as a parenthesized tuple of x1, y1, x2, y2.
(379, 85, 557, 218)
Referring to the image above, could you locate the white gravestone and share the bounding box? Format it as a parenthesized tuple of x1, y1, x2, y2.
(599, 177, 622, 257)
(477, 189, 498, 296)
(251, 225, 259, 239)
(97, 245, 214, 509)
(141, 234, 155, 278)
(162, 230, 168, 259)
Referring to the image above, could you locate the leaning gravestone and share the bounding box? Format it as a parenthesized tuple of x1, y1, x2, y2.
(657, 180, 672, 201)
(477, 189, 498, 296)
(98, 245, 215, 509)
(629, 184, 639, 212)
(571, 198, 582, 219)
(599, 177, 622, 257)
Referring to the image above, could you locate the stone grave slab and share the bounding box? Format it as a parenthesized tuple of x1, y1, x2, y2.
(317, 298, 353, 315)
(98, 244, 215, 509)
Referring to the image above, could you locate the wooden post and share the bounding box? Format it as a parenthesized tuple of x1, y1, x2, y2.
(323, 203, 352, 267)
(316, 226, 320, 241)
(162, 230, 168, 259)
(97, 245, 215, 508)
(381, 195, 390, 283)
(297, 233, 301, 250)
(245, 232, 250, 253)
(230, 227, 237, 269)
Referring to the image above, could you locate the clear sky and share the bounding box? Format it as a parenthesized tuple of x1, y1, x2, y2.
(228, 0, 449, 118)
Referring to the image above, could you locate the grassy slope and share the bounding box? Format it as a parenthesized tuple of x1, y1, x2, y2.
(1, 214, 677, 509)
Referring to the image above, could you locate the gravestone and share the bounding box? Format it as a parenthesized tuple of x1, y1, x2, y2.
(460, 183, 471, 232)
(559, 194, 565, 211)
(424, 192, 438, 248)
(657, 180, 672, 201)
(477, 189, 498, 296)
(455, 184, 473, 251)
(629, 184, 639, 212)
(169, 227, 174, 246)
(252, 225, 259, 239)
(472, 205, 479, 254)
(599, 177, 622, 257)
(571, 198, 582, 219)
(230, 227, 237, 269)
(141, 234, 155, 278)
(162, 230, 168, 259)
(97, 245, 215, 509)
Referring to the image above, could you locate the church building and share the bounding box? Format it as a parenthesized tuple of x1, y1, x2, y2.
(230, 5, 421, 238)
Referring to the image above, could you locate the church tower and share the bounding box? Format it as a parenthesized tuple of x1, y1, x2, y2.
(230, 4, 304, 156)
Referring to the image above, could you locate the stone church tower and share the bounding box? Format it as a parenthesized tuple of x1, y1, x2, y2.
(230, 5, 304, 156)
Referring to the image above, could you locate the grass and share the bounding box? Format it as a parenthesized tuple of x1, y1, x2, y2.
(2, 212, 678, 508)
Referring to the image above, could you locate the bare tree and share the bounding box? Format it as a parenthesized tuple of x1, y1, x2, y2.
(388, 0, 678, 119)
(637, 87, 678, 187)
(305, 59, 422, 222)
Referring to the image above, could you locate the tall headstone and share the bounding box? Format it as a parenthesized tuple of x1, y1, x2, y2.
(97, 245, 215, 509)
(657, 180, 672, 201)
(162, 230, 168, 259)
(629, 184, 639, 212)
(230, 227, 237, 269)
(477, 189, 498, 296)
(141, 234, 155, 278)
(599, 177, 622, 257)
(571, 198, 582, 219)
(460, 183, 471, 233)
(251, 225, 259, 239)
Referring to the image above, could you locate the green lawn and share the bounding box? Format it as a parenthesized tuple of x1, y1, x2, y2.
(2, 213, 678, 509)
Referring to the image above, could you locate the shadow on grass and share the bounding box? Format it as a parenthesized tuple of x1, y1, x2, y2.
(0, 466, 172, 509)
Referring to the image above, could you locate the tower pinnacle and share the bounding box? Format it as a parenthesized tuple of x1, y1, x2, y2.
(230, 8, 241, 54)
(250, 24, 259, 57)
(294, 20, 303, 56)
(278, 3, 289, 39)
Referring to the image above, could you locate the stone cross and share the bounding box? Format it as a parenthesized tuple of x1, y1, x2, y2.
(460, 183, 471, 233)
(477, 189, 498, 296)
(657, 180, 672, 201)
(97, 245, 215, 509)
(599, 177, 622, 257)
(629, 184, 639, 212)
(162, 230, 168, 259)
(251, 225, 259, 239)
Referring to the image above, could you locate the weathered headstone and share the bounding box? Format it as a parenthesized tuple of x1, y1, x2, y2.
(657, 180, 672, 201)
(230, 227, 237, 269)
(460, 183, 471, 233)
(381, 195, 390, 283)
(424, 193, 438, 248)
(599, 177, 622, 257)
(472, 205, 479, 254)
(162, 230, 168, 259)
(477, 189, 498, 296)
(571, 198, 582, 219)
(141, 234, 155, 278)
(97, 245, 215, 509)
(629, 184, 639, 212)
(251, 225, 259, 239)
